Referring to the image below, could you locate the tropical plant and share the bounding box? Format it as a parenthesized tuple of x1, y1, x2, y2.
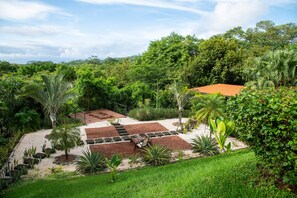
(195, 93, 226, 137)
(105, 154, 122, 182)
(76, 149, 106, 174)
(245, 50, 297, 89)
(142, 144, 171, 166)
(169, 81, 193, 130)
(209, 119, 235, 152)
(47, 125, 81, 160)
(23, 74, 76, 128)
(191, 135, 220, 156)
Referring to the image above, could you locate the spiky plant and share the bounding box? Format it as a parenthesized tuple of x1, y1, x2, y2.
(142, 144, 171, 166)
(76, 149, 106, 174)
(191, 135, 220, 156)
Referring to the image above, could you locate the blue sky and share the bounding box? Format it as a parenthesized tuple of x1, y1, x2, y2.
(0, 0, 296, 63)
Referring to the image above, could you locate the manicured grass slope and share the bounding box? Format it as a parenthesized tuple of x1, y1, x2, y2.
(2, 150, 293, 198)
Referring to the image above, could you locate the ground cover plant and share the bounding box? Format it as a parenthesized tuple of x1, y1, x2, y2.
(1, 150, 295, 198)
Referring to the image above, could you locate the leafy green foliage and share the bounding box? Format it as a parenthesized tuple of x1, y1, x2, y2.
(128, 107, 190, 121)
(23, 74, 76, 128)
(142, 144, 171, 166)
(245, 50, 297, 89)
(48, 125, 81, 160)
(182, 36, 246, 86)
(76, 150, 106, 174)
(191, 135, 220, 156)
(14, 108, 41, 132)
(227, 87, 297, 187)
(195, 93, 226, 123)
(106, 154, 122, 182)
(209, 119, 235, 152)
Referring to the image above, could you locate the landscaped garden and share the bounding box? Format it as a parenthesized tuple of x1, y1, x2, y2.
(0, 20, 296, 196)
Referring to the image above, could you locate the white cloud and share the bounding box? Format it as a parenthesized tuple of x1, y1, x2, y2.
(76, 0, 208, 15)
(200, 0, 268, 35)
(0, 25, 87, 37)
(0, 0, 60, 20)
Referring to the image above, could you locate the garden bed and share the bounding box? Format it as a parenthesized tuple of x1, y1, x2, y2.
(69, 109, 126, 124)
(151, 136, 192, 150)
(124, 123, 168, 135)
(90, 142, 139, 158)
(85, 126, 119, 139)
(90, 136, 191, 158)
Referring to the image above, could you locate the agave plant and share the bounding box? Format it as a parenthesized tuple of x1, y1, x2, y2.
(142, 144, 171, 166)
(191, 135, 220, 156)
(76, 149, 106, 174)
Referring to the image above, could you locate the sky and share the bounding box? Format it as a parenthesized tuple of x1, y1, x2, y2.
(0, 0, 297, 63)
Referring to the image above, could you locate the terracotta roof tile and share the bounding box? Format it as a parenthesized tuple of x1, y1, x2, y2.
(192, 84, 245, 96)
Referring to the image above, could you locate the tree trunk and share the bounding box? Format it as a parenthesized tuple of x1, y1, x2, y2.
(49, 113, 57, 129)
(65, 148, 68, 160)
(179, 110, 183, 131)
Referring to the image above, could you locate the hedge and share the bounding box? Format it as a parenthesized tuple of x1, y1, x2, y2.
(227, 87, 297, 188)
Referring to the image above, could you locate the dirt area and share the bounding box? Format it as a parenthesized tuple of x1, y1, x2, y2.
(90, 142, 141, 158)
(151, 136, 192, 150)
(90, 136, 191, 158)
(69, 109, 126, 124)
(124, 122, 168, 135)
(85, 126, 118, 139)
(54, 154, 77, 164)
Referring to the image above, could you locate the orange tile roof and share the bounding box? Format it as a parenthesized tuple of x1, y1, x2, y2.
(192, 84, 245, 97)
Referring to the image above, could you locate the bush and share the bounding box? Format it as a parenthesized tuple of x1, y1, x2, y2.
(142, 144, 171, 166)
(227, 87, 297, 187)
(191, 135, 220, 156)
(76, 150, 106, 174)
(128, 107, 191, 121)
(0, 132, 23, 168)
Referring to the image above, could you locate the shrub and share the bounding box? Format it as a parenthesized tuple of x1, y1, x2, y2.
(128, 107, 191, 121)
(227, 87, 297, 187)
(0, 132, 23, 168)
(142, 144, 171, 166)
(191, 135, 220, 156)
(76, 150, 106, 174)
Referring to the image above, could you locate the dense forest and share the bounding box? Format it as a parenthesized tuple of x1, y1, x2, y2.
(0, 20, 297, 165)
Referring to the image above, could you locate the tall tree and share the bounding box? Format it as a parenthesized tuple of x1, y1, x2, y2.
(182, 36, 246, 87)
(169, 81, 192, 130)
(23, 74, 76, 128)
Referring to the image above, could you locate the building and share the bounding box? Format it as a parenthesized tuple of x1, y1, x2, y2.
(192, 84, 245, 97)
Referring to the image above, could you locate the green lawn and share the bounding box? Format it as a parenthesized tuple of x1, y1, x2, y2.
(1, 149, 294, 198)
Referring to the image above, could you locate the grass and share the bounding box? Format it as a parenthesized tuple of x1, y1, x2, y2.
(1, 149, 294, 198)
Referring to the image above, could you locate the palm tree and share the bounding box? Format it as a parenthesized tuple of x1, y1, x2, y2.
(23, 74, 76, 128)
(48, 124, 81, 160)
(245, 50, 297, 89)
(169, 81, 193, 131)
(195, 93, 226, 137)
